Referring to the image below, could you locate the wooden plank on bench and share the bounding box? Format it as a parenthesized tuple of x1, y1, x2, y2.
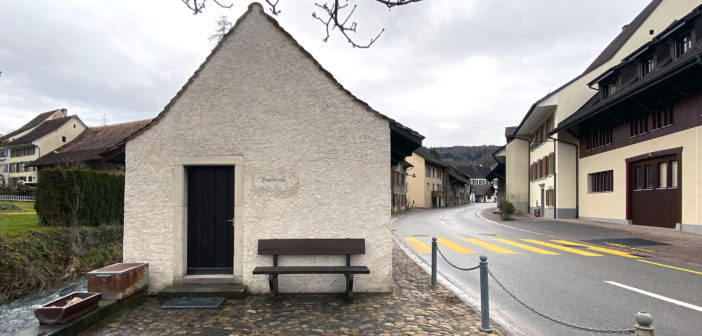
(257, 239, 365, 255)
(252, 266, 370, 275)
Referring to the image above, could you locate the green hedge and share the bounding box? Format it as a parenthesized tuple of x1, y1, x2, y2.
(35, 169, 124, 227)
(0, 226, 123, 303)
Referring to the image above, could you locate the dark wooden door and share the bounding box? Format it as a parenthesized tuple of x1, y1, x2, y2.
(187, 166, 234, 274)
(628, 154, 680, 228)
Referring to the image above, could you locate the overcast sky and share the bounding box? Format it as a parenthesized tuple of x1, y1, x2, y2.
(0, 0, 650, 146)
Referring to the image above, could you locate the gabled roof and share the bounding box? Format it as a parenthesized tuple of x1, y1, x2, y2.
(458, 165, 490, 179)
(510, 0, 662, 139)
(0, 108, 67, 143)
(583, 0, 662, 73)
(472, 184, 495, 197)
(118, 2, 422, 152)
(3, 116, 81, 147)
(552, 4, 702, 135)
(30, 119, 152, 167)
(414, 147, 449, 169)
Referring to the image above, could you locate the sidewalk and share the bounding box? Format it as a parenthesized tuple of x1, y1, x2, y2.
(82, 245, 506, 336)
(481, 207, 702, 266)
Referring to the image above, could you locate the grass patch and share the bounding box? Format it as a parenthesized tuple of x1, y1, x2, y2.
(0, 201, 35, 213)
(0, 214, 52, 235)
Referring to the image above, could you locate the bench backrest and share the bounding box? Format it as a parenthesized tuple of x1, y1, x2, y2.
(257, 239, 365, 256)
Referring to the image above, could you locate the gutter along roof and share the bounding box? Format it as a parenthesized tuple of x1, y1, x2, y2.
(112, 3, 423, 156)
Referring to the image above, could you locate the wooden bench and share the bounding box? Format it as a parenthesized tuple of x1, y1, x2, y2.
(252, 239, 370, 302)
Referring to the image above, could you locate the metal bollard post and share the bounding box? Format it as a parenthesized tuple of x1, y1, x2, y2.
(479, 255, 492, 333)
(634, 312, 654, 336)
(431, 237, 437, 287)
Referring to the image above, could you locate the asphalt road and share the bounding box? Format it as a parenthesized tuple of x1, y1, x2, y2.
(392, 203, 702, 336)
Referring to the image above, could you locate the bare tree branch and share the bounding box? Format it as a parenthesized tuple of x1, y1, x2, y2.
(265, 0, 281, 15)
(312, 0, 384, 48)
(181, 0, 423, 47)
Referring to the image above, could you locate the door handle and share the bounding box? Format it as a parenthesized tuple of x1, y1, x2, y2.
(227, 219, 235, 226)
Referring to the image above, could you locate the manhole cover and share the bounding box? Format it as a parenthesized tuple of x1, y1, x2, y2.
(479, 233, 498, 236)
(413, 234, 429, 237)
(584, 238, 669, 247)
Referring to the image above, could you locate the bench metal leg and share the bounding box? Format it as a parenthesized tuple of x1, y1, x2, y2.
(268, 274, 279, 298)
(347, 274, 355, 303)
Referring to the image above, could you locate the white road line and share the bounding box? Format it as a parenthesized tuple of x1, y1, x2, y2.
(604, 281, 702, 312)
(475, 210, 559, 239)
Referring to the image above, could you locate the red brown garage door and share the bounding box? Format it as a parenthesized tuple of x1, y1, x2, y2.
(627, 150, 681, 228)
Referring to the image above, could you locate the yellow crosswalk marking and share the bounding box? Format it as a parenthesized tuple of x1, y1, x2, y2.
(493, 238, 560, 255)
(551, 240, 639, 258)
(438, 238, 476, 254)
(461, 238, 516, 254)
(404, 238, 431, 253)
(521, 239, 603, 256)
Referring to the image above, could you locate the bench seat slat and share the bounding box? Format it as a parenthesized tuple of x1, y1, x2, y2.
(258, 239, 365, 255)
(252, 266, 370, 275)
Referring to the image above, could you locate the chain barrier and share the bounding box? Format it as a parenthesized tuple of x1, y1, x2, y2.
(487, 269, 635, 334)
(436, 245, 480, 271)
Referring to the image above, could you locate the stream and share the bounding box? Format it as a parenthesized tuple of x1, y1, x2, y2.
(0, 280, 86, 336)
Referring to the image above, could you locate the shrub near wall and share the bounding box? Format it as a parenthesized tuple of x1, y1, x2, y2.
(0, 226, 123, 303)
(35, 169, 124, 226)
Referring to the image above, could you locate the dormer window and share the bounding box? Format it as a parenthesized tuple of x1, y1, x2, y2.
(601, 80, 616, 99)
(640, 56, 655, 77)
(675, 32, 692, 58)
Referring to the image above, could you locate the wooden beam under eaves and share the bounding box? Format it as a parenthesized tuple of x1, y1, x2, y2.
(665, 80, 689, 97)
(631, 97, 653, 113)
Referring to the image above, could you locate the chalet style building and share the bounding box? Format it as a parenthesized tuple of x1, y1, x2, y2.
(0, 109, 86, 186)
(505, 0, 701, 220)
(121, 3, 422, 294)
(551, 4, 702, 233)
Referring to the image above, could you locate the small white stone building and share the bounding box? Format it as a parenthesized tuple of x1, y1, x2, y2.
(122, 3, 422, 294)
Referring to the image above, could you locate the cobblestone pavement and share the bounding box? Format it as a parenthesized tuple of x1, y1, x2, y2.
(481, 207, 702, 266)
(83, 245, 506, 336)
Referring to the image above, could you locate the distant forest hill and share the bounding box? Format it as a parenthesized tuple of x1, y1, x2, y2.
(431, 145, 501, 167)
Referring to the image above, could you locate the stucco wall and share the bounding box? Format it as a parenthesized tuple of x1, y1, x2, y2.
(123, 6, 393, 294)
(405, 153, 427, 208)
(505, 139, 528, 213)
(579, 127, 701, 229)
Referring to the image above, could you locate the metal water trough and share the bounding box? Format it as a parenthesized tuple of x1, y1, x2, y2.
(33, 291, 102, 324)
(87, 263, 148, 301)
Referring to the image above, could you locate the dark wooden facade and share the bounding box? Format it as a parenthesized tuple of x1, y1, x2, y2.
(551, 5, 702, 228)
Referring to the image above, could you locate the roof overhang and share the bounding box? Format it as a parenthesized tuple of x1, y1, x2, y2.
(513, 93, 557, 138)
(552, 49, 702, 136)
(390, 123, 423, 166)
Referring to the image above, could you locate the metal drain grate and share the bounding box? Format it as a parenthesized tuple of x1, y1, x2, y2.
(161, 297, 225, 309)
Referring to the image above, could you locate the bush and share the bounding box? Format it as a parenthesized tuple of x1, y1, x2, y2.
(499, 199, 516, 215)
(0, 226, 123, 303)
(35, 168, 124, 227)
